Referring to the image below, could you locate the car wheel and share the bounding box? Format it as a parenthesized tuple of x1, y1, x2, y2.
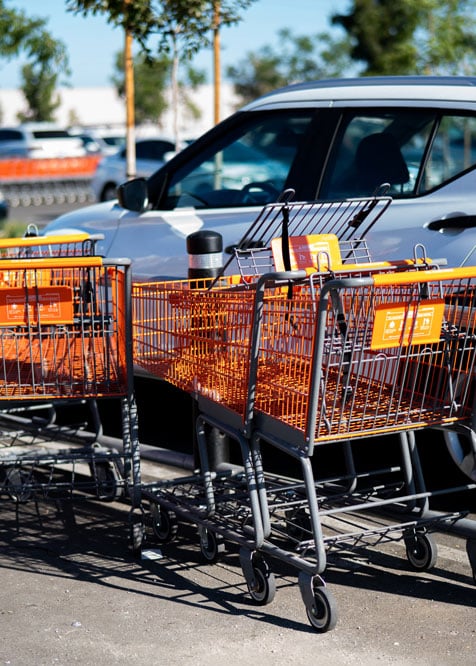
(101, 183, 118, 201)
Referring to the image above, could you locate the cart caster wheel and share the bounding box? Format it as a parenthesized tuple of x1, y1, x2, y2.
(199, 527, 225, 563)
(306, 584, 338, 633)
(405, 532, 437, 571)
(246, 556, 276, 606)
(150, 504, 178, 543)
(91, 461, 123, 501)
(5, 468, 33, 503)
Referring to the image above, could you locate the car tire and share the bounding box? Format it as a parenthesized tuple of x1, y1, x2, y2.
(101, 183, 118, 201)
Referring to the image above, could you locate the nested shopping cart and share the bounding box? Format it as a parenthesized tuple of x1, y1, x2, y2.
(244, 266, 476, 631)
(0, 231, 107, 437)
(0, 253, 141, 537)
(133, 189, 476, 628)
(134, 273, 266, 558)
(132, 192, 395, 559)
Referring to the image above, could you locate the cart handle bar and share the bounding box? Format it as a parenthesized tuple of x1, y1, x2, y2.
(0, 232, 102, 250)
(371, 265, 476, 286)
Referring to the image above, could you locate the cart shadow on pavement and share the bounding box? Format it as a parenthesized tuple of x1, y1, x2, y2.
(0, 496, 475, 636)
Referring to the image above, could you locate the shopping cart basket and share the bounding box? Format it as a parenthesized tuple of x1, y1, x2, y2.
(216, 190, 393, 281)
(0, 255, 141, 539)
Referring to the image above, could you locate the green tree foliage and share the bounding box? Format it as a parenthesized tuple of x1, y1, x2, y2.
(332, 0, 476, 75)
(332, 0, 420, 75)
(67, 0, 256, 59)
(112, 51, 170, 125)
(227, 28, 350, 104)
(0, 1, 69, 121)
(416, 0, 476, 74)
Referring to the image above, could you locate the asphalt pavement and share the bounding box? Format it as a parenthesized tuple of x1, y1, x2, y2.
(1, 454, 475, 666)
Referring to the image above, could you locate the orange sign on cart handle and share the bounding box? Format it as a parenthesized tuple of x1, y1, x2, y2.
(271, 234, 342, 272)
(0, 286, 74, 326)
(371, 299, 445, 350)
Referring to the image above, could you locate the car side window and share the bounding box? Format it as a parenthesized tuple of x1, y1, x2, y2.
(0, 129, 24, 141)
(321, 112, 436, 198)
(419, 115, 476, 193)
(163, 112, 314, 209)
(321, 110, 476, 199)
(137, 140, 175, 161)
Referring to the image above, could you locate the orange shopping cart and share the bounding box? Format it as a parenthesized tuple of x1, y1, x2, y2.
(132, 193, 476, 631)
(238, 266, 476, 631)
(0, 254, 141, 542)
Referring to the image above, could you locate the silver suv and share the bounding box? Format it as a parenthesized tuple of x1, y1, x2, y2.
(44, 75, 476, 481)
(44, 76, 476, 280)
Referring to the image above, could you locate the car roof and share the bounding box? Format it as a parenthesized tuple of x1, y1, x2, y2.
(243, 75, 476, 110)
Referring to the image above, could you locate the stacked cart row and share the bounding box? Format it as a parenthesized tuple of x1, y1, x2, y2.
(132, 193, 476, 632)
(1, 193, 475, 633)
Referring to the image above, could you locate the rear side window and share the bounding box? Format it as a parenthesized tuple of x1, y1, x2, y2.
(0, 129, 24, 141)
(321, 110, 476, 199)
(136, 140, 175, 160)
(32, 129, 71, 139)
(420, 115, 476, 193)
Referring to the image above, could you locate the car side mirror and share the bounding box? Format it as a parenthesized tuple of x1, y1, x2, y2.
(117, 177, 149, 212)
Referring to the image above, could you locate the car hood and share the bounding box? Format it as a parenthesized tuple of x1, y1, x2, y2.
(42, 200, 256, 279)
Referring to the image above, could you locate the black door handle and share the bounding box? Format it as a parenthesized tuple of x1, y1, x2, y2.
(427, 215, 476, 231)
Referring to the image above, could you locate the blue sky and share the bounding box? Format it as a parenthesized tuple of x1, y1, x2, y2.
(1, 0, 349, 88)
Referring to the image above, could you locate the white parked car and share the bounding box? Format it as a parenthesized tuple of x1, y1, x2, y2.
(44, 76, 476, 481)
(70, 127, 126, 156)
(0, 123, 86, 158)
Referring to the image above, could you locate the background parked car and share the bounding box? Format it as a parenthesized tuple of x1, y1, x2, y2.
(91, 137, 177, 201)
(0, 123, 86, 158)
(70, 126, 126, 156)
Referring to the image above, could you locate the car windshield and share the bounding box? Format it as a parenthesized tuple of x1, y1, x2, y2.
(162, 111, 314, 209)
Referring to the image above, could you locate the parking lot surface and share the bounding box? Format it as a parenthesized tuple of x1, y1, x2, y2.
(1, 458, 475, 666)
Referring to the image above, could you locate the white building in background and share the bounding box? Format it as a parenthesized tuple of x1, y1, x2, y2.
(0, 83, 240, 139)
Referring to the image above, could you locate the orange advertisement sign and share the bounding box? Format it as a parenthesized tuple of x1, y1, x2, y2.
(271, 234, 342, 271)
(0, 286, 74, 326)
(371, 299, 444, 350)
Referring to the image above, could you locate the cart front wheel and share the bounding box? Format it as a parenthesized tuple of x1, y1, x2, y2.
(199, 527, 225, 563)
(91, 461, 123, 501)
(150, 504, 178, 543)
(4, 468, 33, 503)
(306, 584, 338, 633)
(405, 532, 437, 571)
(247, 557, 276, 606)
